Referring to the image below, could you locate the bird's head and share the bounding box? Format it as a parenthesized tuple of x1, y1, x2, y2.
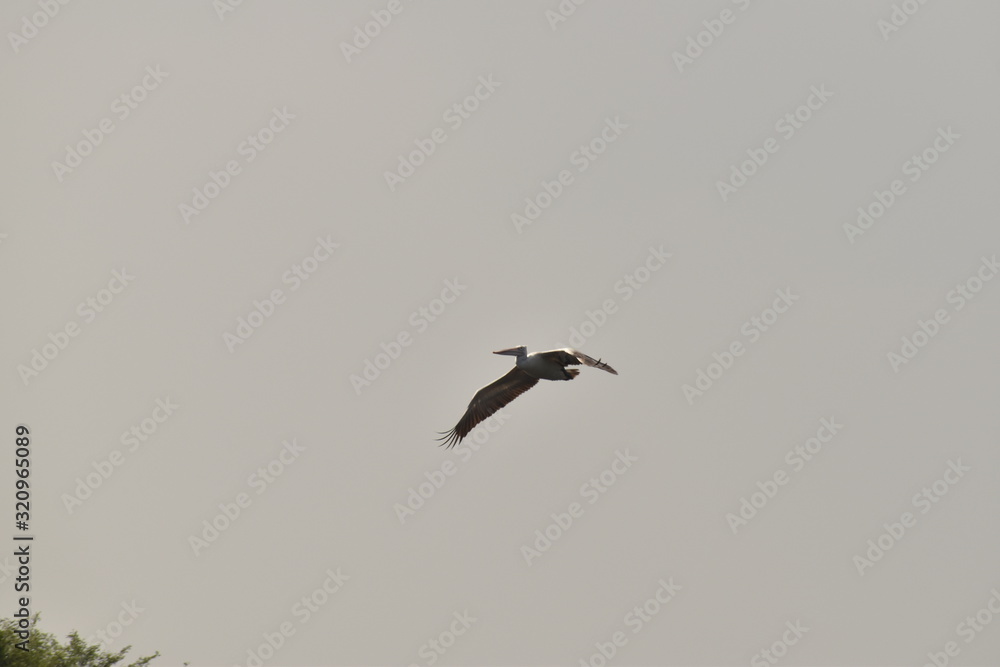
(493, 345, 526, 357)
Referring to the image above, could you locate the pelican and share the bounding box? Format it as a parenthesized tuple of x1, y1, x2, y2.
(437, 346, 618, 448)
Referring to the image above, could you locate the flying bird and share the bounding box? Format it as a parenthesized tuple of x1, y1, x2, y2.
(437, 346, 618, 448)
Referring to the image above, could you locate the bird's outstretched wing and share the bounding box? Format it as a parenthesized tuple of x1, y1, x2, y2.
(560, 348, 618, 375)
(437, 367, 538, 448)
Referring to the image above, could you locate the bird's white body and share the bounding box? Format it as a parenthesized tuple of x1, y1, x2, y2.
(516, 350, 576, 380)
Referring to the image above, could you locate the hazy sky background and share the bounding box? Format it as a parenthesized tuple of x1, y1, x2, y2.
(3, 1, 1000, 665)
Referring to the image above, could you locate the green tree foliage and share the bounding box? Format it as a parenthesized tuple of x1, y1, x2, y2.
(0, 614, 159, 667)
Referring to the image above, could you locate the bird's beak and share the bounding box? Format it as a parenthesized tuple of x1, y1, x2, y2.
(493, 347, 520, 356)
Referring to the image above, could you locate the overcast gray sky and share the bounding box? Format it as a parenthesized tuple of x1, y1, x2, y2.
(3, 1, 1000, 665)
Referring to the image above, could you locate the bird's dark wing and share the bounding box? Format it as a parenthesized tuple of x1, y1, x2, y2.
(556, 348, 619, 375)
(437, 367, 538, 448)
